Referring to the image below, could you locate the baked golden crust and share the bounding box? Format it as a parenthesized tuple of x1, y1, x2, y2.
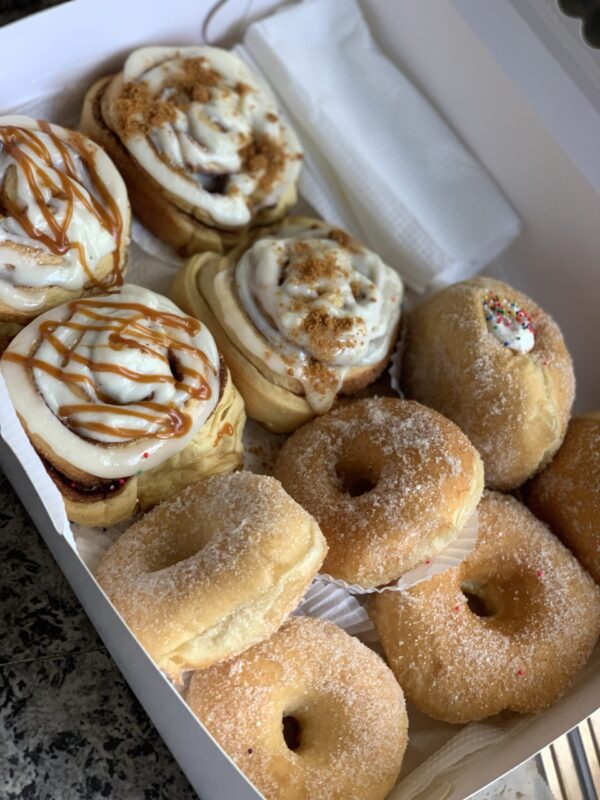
(171, 218, 401, 433)
(96, 473, 327, 678)
(526, 412, 600, 584)
(370, 492, 600, 723)
(275, 397, 484, 588)
(137, 365, 245, 510)
(47, 464, 139, 528)
(186, 617, 407, 800)
(401, 277, 575, 490)
(172, 249, 314, 432)
(81, 76, 297, 257)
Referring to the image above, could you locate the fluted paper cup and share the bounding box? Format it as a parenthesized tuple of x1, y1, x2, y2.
(318, 510, 479, 595)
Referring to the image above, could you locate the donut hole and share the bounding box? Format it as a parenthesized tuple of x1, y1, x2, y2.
(282, 715, 302, 751)
(461, 579, 501, 618)
(146, 528, 214, 573)
(335, 455, 380, 498)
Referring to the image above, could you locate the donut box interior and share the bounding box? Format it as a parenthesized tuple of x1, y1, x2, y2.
(1, 1, 599, 799)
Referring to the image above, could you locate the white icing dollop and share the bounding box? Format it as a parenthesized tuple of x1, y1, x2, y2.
(0, 116, 128, 313)
(109, 46, 302, 228)
(216, 219, 403, 412)
(482, 291, 535, 353)
(0, 285, 220, 479)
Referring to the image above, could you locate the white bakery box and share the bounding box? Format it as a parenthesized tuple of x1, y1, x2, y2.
(1, 1, 599, 799)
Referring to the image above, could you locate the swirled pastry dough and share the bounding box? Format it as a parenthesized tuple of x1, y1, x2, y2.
(81, 47, 302, 254)
(1, 284, 220, 478)
(172, 217, 403, 431)
(0, 116, 129, 320)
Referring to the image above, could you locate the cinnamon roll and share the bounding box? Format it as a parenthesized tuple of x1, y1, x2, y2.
(81, 46, 302, 256)
(0, 284, 244, 526)
(172, 217, 403, 432)
(0, 116, 130, 350)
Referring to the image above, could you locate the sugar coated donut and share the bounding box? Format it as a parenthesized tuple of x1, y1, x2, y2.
(370, 492, 600, 723)
(186, 616, 408, 800)
(401, 277, 575, 491)
(275, 397, 483, 588)
(96, 472, 327, 678)
(526, 411, 600, 584)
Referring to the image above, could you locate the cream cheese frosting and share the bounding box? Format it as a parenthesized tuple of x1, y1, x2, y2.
(482, 290, 535, 353)
(106, 46, 302, 228)
(0, 285, 220, 479)
(215, 219, 403, 412)
(0, 116, 128, 312)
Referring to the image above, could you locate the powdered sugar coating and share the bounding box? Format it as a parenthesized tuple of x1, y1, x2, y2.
(370, 492, 600, 723)
(186, 616, 407, 800)
(95, 471, 327, 676)
(526, 413, 600, 583)
(401, 277, 575, 491)
(276, 397, 483, 588)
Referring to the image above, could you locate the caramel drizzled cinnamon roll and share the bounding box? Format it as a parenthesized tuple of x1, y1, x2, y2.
(0, 116, 130, 346)
(81, 46, 302, 256)
(172, 217, 403, 433)
(0, 284, 244, 526)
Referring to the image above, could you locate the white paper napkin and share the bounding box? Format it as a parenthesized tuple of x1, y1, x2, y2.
(239, 0, 521, 292)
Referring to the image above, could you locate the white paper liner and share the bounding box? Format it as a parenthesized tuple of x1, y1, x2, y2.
(318, 510, 479, 595)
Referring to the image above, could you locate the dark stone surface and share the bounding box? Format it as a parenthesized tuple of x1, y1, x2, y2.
(0, 471, 195, 799)
(0, 0, 68, 26)
(0, 480, 99, 664)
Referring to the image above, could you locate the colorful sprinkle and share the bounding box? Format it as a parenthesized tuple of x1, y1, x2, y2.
(118, 478, 126, 486)
(482, 290, 535, 353)
(516, 669, 525, 677)
(247, 748, 253, 755)
(482, 291, 534, 332)
(454, 605, 461, 612)
(537, 570, 543, 578)
(142, 452, 150, 459)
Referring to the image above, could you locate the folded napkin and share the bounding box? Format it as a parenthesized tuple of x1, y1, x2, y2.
(238, 0, 520, 292)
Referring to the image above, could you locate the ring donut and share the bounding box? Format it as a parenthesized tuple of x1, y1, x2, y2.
(96, 472, 327, 678)
(275, 397, 483, 588)
(526, 411, 600, 583)
(186, 616, 408, 800)
(369, 492, 600, 723)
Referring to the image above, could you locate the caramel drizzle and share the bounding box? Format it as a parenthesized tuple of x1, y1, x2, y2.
(213, 421, 234, 447)
(4, 297, 214, 441)
(0, 122, 124, 286)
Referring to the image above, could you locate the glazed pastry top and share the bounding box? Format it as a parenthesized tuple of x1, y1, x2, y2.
(0, 284, 220, 478)
(105, 46, 303, 228)
(0, 116, 128, 312)
(217, 219, 403, 411)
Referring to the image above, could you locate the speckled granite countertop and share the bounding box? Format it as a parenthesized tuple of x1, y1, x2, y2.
(0, 470, 195, 800)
